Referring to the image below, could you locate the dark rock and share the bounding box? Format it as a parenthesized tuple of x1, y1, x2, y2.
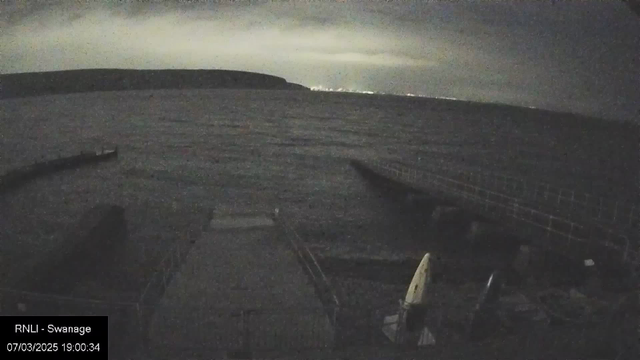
(587, 292, 640, 360)
(10, 204, 128, 296)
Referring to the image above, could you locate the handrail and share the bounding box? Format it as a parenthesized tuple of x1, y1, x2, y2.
(138, 240, 186, 305)
(405, 158, 638, 233)
(359, 158, 638, 266)
(279, 213, 340, 326)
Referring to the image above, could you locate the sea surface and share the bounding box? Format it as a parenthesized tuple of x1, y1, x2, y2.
(0, 89, 637, 296)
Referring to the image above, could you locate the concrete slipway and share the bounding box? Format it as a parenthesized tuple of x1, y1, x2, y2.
(147, 210, 334, 359)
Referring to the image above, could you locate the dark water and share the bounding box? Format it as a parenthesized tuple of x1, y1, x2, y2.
(0, 89, 637, 293)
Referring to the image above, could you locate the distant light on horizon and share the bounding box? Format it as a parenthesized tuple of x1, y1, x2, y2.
(311, 85, 435, 98)
(433, 96, 459, 101)
(310, 85, 379, 94)
(0, 2, 637, 122)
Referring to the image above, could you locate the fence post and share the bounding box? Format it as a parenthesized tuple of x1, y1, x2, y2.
(544, 184, 549, 200)
(568, 223, 574, 250)
(485, 189, 490, 212)
(613, 201, 619, 222)
(598, 198, 603, 219)
(557, 189, 562, 205)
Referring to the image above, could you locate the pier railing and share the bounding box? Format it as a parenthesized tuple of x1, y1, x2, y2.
(405, 159, 638, 235)
(356, 159, 639, 268)
(280, 212, 341, 327)
(138, 239, 191, 306)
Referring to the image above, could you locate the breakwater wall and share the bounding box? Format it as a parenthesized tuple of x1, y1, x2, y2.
(0, 147, 118, 193)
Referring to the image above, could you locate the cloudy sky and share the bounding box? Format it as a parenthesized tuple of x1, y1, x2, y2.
(1, 1, 638, 121)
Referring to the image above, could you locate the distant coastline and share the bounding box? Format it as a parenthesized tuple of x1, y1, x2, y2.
(0, 69, 310, 99)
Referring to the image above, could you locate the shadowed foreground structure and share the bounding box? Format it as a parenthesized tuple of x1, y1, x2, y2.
(3, 203, 128, 295)
(0, 204, 130, 358)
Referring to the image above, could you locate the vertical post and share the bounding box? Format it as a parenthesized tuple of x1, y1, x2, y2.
(485, 189, 490, 212)
(630, 205, 636, 226)
(544, 184, 549, 200)
(568, 223, 574, 250)
(612, 201, 619, 222)
(584, 193, 591, 215)
(598, 198, 603, 219)
(557, 189, 562, 205)
(622, 235, 629, 263)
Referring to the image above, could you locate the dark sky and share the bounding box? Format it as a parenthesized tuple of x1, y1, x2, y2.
(1, 1, 638, 122)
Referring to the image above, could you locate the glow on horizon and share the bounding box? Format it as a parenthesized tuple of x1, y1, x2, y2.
(310, 86, 465, 101)
(309, 87, 581, 113)
(311, 85, 434, 98)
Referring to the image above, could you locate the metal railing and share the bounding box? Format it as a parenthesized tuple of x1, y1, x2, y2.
(138, 239, 191, 305)
(1, 286, 627, 359)
(143, 303, 335, 355)
(280, 212, 341, 327)
(408, 159, 639, 234)
(0, 287, 144, 358)
(357, 159, 639, 267)
(0, 288, 335, 356)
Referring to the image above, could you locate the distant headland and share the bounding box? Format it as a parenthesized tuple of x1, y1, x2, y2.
(0, 69, 310, 99)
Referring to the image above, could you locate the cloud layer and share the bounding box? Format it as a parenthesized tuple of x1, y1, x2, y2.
(1, 1, 638, 121)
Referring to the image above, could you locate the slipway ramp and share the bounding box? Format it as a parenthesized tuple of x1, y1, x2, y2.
(146, 211, 334, 359)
